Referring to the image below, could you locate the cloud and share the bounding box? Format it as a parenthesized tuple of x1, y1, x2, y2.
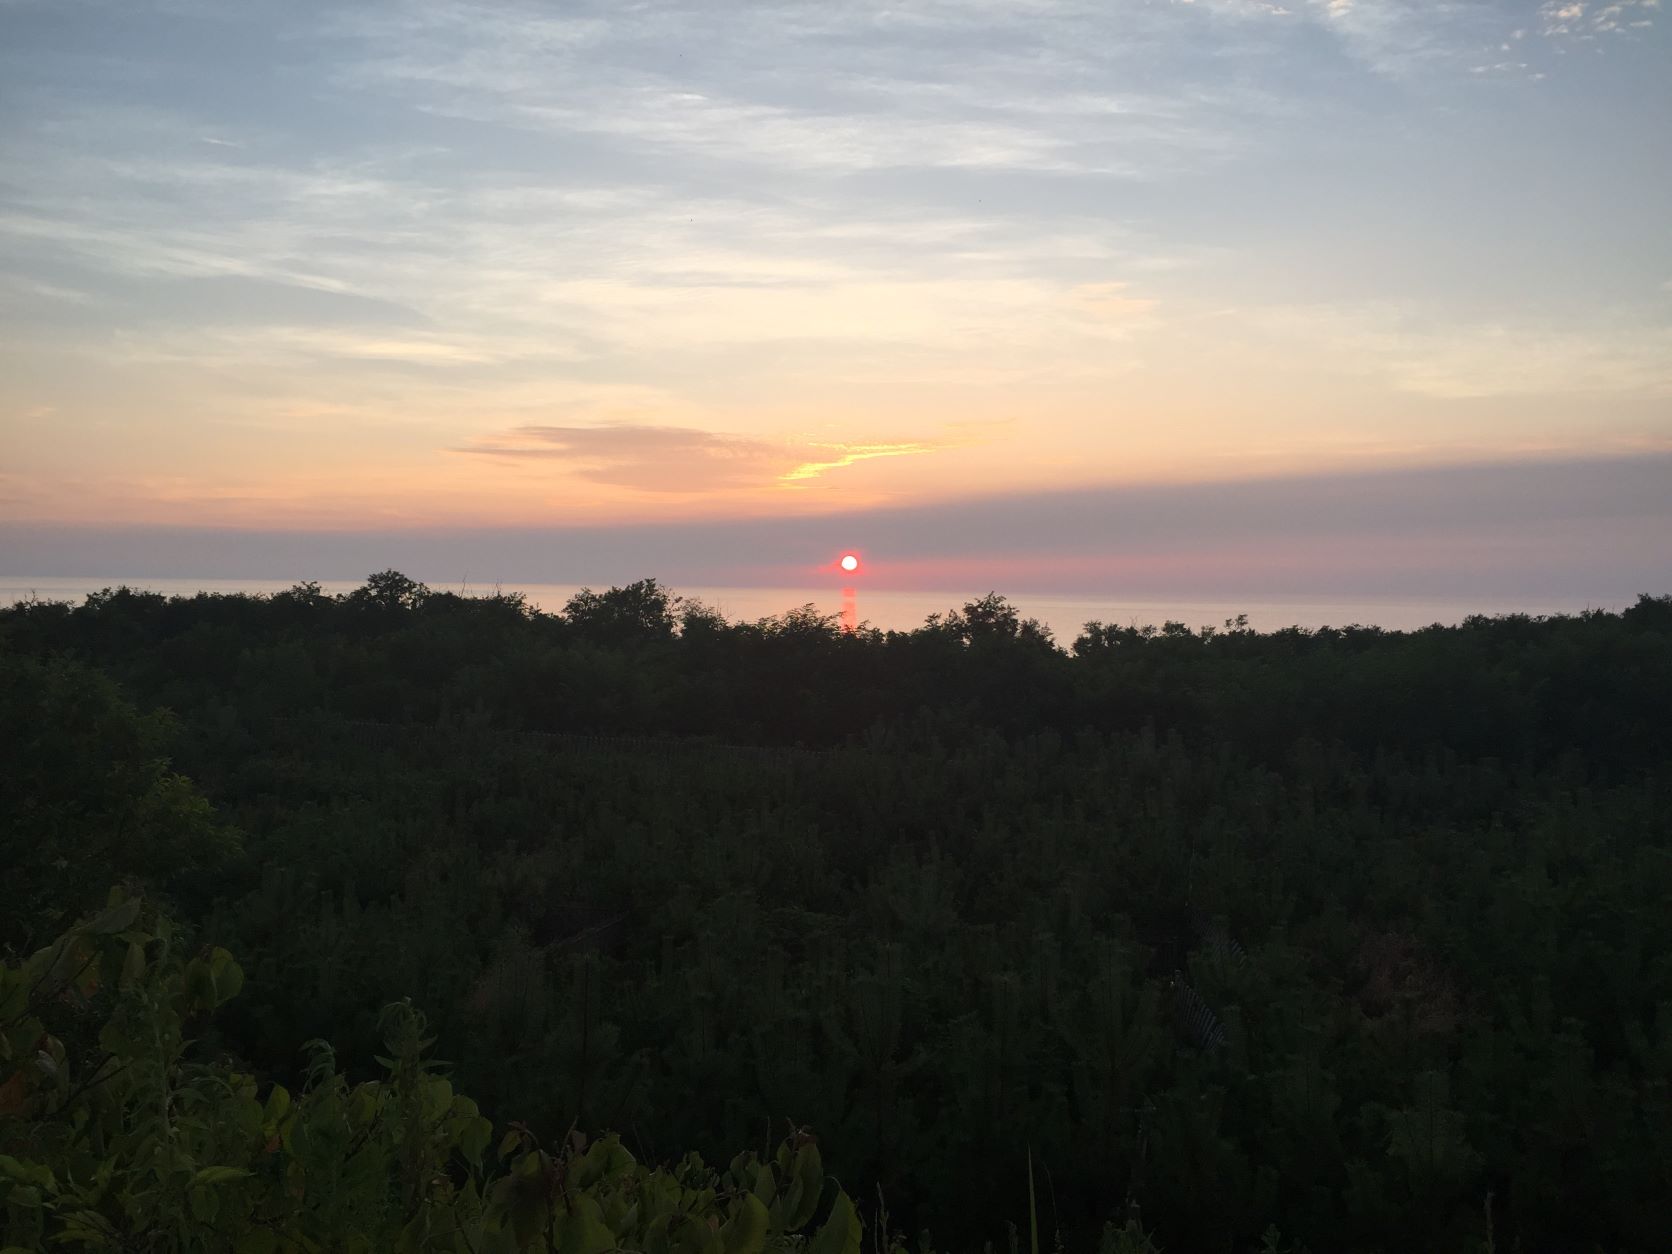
(1540, 0, 1590, 32)
(781, 443, 936, 482)
(1540, 0, 1659, 34)
(0, 108, 1170, 384)
(338, 0, 1259, 179)
(0, 273, 95, 306)
(454, 423, 781, 492)
(1230, 0, 1657, 77)
(1293, 0, 1492, 75)
(452, 423, 943, 493)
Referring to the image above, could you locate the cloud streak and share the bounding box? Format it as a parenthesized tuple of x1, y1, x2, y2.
(453, 423, 944, 493)
(1540, 0, 1660, 37)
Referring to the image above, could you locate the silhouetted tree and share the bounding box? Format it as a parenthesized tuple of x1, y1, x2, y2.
(564, 578, 679, 643)
(348, 569, 430, 612)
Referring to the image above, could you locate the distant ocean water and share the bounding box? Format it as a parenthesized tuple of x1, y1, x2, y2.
(0, 576, 1629, 641)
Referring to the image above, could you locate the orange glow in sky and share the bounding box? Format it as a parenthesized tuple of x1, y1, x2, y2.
(1, 0, 1668, 562)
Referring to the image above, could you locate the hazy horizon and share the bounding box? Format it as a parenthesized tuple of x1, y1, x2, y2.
(3, 574, 1647, 641)
(5, 452, 1667, 599)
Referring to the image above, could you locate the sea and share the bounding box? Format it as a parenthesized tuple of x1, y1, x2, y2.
(0, 576, 1628, 642)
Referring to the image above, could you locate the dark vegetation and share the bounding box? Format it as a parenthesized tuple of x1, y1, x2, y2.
(4, 573, 1672, 1252)
(1, 891, 865, 1254)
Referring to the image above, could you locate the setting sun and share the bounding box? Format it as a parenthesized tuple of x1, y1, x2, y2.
(840, 554, 860, 573)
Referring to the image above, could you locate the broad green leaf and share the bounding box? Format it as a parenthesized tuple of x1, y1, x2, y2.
(721, 1193, 769, 1254)
(555, 1199, 617, 1254)
(265, 1083, 291, 1122)
(807, 1193, 861, 1254)
(771, 1142, 822, 1231)
(460, 1116, 492, 1169)
(643, 1212, 675, 1254)
(209, 949, 245, 1004)
(88, 896, 142, 935)
(749, 1164, 775, 1209)
(574, 1134, 635, 1188)
(0, 1156, 56, 1190)
(120, 941, 145, 988)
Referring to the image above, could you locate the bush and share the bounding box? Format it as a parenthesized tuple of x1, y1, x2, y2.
(0, 891, 861, 1254)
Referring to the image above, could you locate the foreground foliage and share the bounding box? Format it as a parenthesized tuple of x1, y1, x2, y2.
(0, 893, 863, 1254)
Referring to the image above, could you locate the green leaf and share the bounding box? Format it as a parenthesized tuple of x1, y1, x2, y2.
(420, 1075, 454, 1121)
(669, 1213, 722, 1254)
(772, 1142, 823, 1231)
(209, 949, 245, 1004)
(264, 1083, 291, 1122)
(0, 1156, 56, 1191)
(88, 896, 142, 935)
(644, 1212, 675, 1254)
(749, 1164, 776, 1209)
(460, 1116, 492, 1169)
(721, 1193, 769, 1254)
(573, 1134, 635, 1189)
(191, 1166, 253, 1186)
(807, 1193, 861, 1254)
(555, 1198, 618, 1254)
(121, 942, 146, 988)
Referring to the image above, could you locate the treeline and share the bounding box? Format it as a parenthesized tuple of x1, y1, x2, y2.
(3, 576, 1671, 1252)
(7, 572, 1671, 765)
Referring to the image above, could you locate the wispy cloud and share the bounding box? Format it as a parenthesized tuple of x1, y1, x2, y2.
(453, 423, 945, 494)
(337, 0, 1261, 179)
(1540, 0, 1659, 37)
(455, 424, 779, 492)
(781, 443, 935, 482)
(0, 272, 95, 306)
(1204, 0, 1661, 77)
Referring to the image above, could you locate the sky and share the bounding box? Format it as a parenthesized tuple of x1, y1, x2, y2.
(1, 0, 1669, 595)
